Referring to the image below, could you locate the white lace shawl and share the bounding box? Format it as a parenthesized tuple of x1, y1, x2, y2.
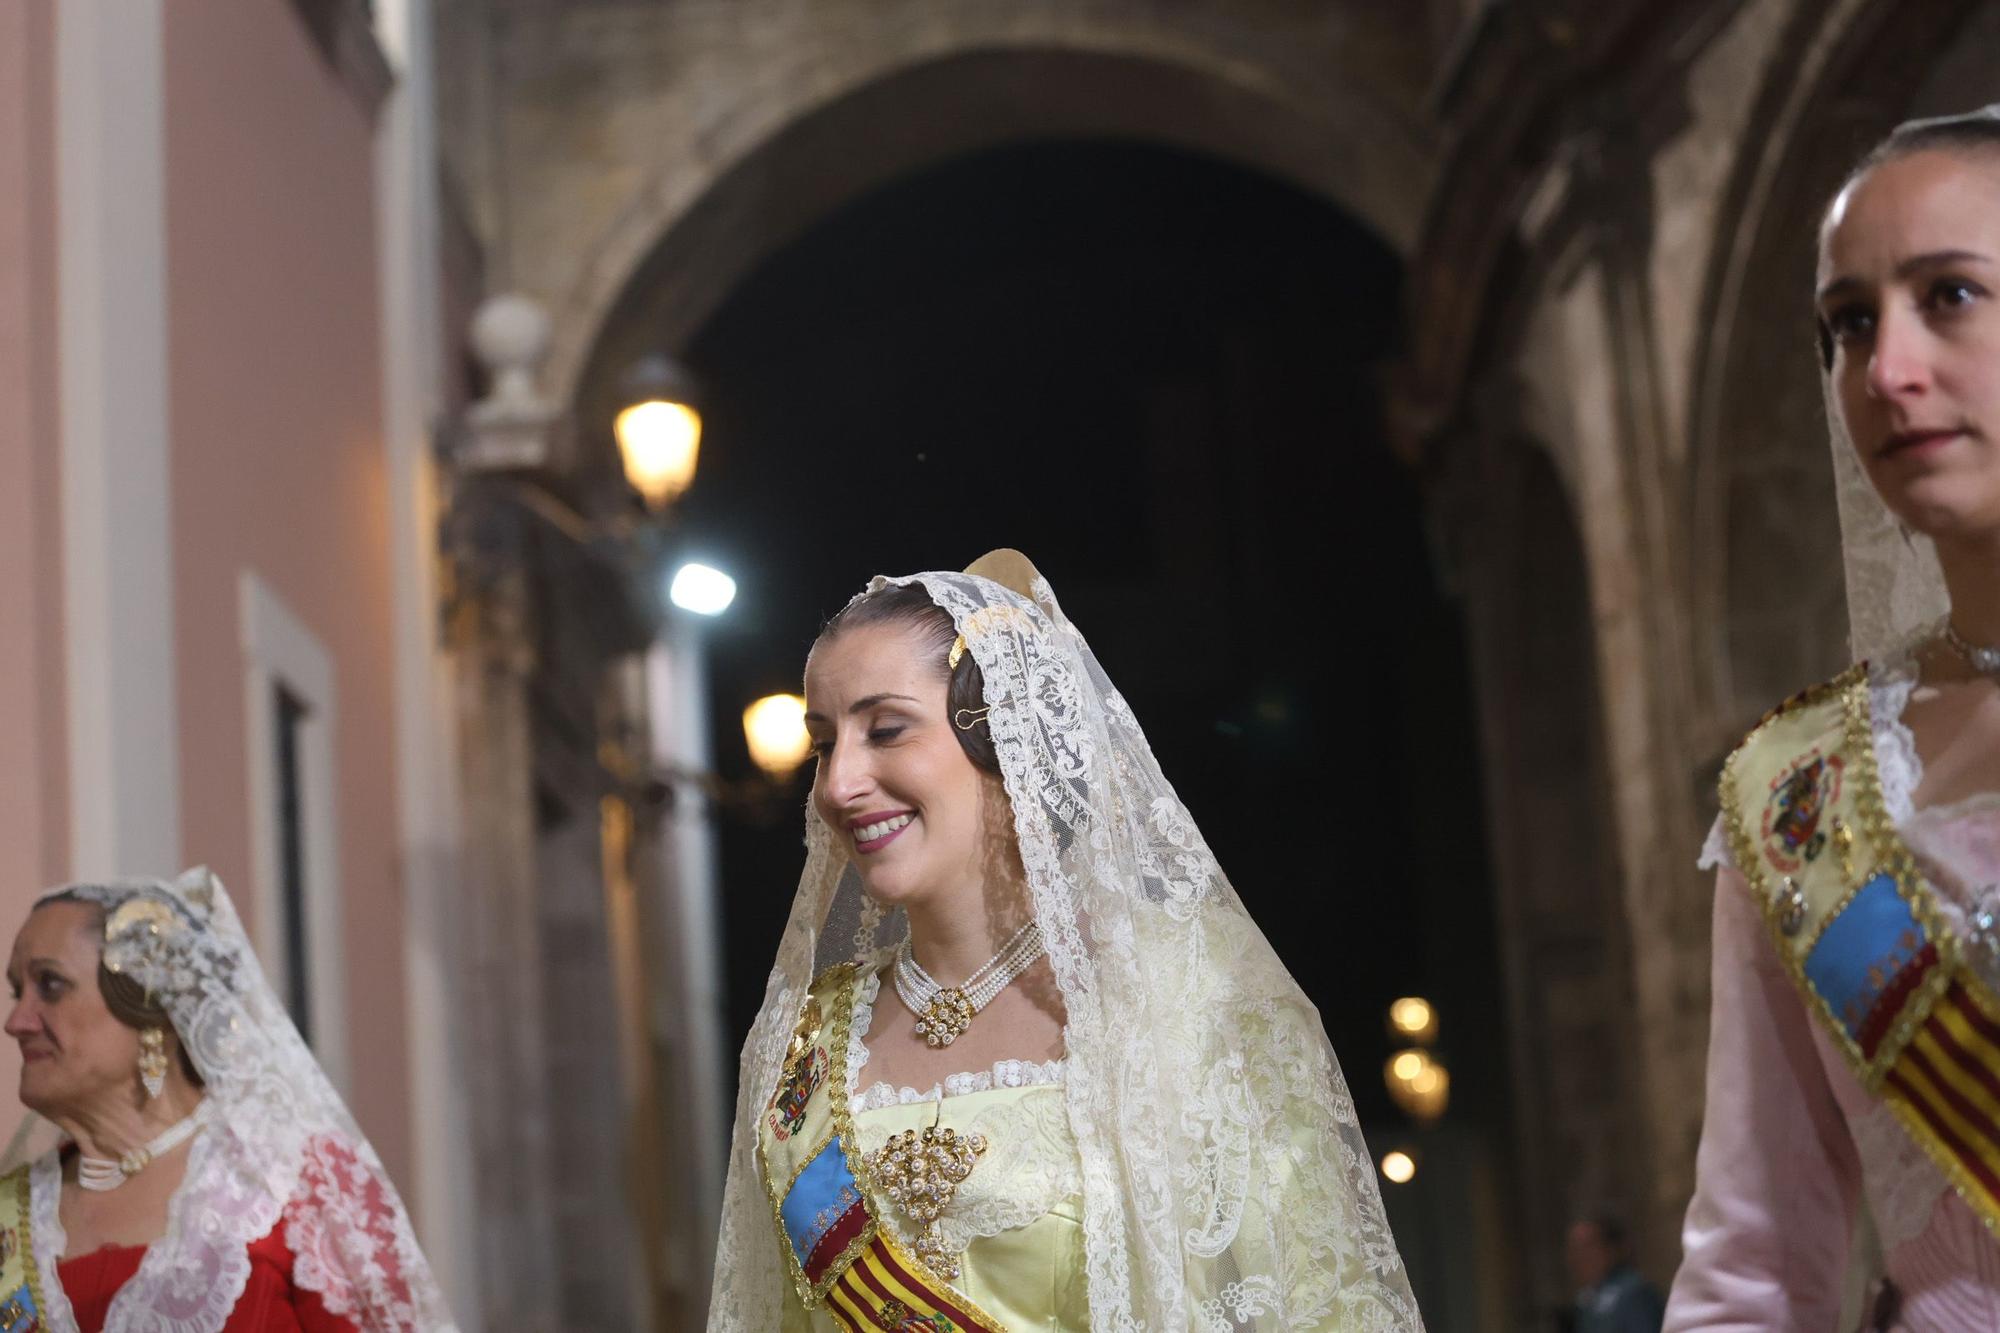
(709, 568, 1423, 1331)
(28, 869, 456, 1332)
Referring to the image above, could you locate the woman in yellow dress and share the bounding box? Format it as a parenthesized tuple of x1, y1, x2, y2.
(708, 551, 1422, 1332)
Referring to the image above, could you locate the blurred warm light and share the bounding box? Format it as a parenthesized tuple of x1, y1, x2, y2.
(1380, 1150, 1416, 1185)
(1384, 1047, 1451, 1125)
(615, 400, 701, 508)
(1388, 996, 1438, 1044)
(669, 562, 736, 616)
(744, 694, 813, 779)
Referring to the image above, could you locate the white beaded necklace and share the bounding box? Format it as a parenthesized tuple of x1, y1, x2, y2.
(894, 921, 1044, 1048)
(76, 1111, 200, 1192)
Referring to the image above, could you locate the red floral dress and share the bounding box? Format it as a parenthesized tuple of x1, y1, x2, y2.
(55, 1220, 359, 1332)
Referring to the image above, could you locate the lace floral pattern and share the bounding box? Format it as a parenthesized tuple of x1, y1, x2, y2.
(35, 870, 454, 1332)
(709, 566, 1422, 1331)
(1870, 651, 1922, 822)
(1849, 1097, 1953, 1254)
(28, 1151, 79, 1333)
(1827, 372, 1950, 664)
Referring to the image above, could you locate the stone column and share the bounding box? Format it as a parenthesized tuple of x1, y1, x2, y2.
(445, 548, 563, 1327)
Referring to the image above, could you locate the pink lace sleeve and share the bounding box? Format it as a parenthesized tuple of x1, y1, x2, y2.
(1665, 869, 1860, 1330)
(284, 1133, 426, 1330)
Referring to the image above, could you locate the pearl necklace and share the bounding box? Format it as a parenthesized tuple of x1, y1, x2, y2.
(1944, 621, 2000, 676)
(894, 921, 1044, 1048)
(77, 1112, 200, 1192)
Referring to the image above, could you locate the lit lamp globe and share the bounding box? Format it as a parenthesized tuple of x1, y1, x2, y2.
(1387, 996, 1438, 1045)
(1383, 1047, 1450, 1125)
(615, 355, 702, 509)
(1380, 1150, 1418, 1185)
(744, 693, 813, 780)
(616, 401, 700, 508)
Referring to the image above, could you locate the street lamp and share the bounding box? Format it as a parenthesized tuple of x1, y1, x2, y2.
(1383, 995, 1449, 1125)
(743, 694, 813, 780)
(615, 355, 702, 510)
(1387, 996, 1438, 1044)
(669, 563, 737, 616)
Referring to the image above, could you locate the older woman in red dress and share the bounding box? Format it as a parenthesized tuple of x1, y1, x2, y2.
(0, 868, 453, 1331)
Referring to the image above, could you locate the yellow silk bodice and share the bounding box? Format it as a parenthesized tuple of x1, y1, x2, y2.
(783, 1083, 1089, 1331)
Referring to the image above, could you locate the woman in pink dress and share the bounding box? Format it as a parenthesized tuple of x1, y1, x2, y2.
(1667, 107, 2000, 1331)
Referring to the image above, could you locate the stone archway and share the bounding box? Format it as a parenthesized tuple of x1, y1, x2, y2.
(567, 41, 1433, 421)
(433, 2, 1439, 420)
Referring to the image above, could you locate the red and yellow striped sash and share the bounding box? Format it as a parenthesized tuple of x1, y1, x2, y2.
(821, 1228, 1005, 1333)
(1886, 980, 2000, 1224)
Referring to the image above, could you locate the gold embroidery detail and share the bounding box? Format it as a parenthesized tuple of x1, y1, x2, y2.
(12, 1168, 41, 1319)
(914, 989, 976, 1048)
(866, 1125, 988, 1280)
(1832, 815, 1858, 882)
(758, 966, 877, 1308)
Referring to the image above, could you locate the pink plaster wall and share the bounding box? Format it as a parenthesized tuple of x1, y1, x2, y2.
(0, 0, 70, 1102)
(162, 1, 412, 1182)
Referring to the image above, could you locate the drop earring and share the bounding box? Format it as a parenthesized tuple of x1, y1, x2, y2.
(138, 1028, 167, 1100)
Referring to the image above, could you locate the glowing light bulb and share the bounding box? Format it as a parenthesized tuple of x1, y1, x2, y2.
(743, 694, 813, 779)
(616, 399, 701, 507)
(669, 562, 736, 616)
(1388, 996, 1438, 1043)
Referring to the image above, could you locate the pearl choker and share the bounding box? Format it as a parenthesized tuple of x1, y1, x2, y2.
(893, 921, 1044, 1048)
(77, 1111, 200, 1192)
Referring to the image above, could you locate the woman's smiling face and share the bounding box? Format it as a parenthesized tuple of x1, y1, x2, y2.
(1819, 147, 2000, 541)
(804, 620, 999, 910)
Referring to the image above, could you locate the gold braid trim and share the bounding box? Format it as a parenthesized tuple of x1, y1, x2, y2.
(758, 964, 875, 1309)
(0, 1163, 45, 1319)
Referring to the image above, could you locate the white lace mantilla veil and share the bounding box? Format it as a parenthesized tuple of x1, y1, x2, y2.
(21, 867, 456, 1333)
(1822, 106, 2000, 659)
(709, 552, 1423, 1332)
(1829, 376, 1950, 659)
